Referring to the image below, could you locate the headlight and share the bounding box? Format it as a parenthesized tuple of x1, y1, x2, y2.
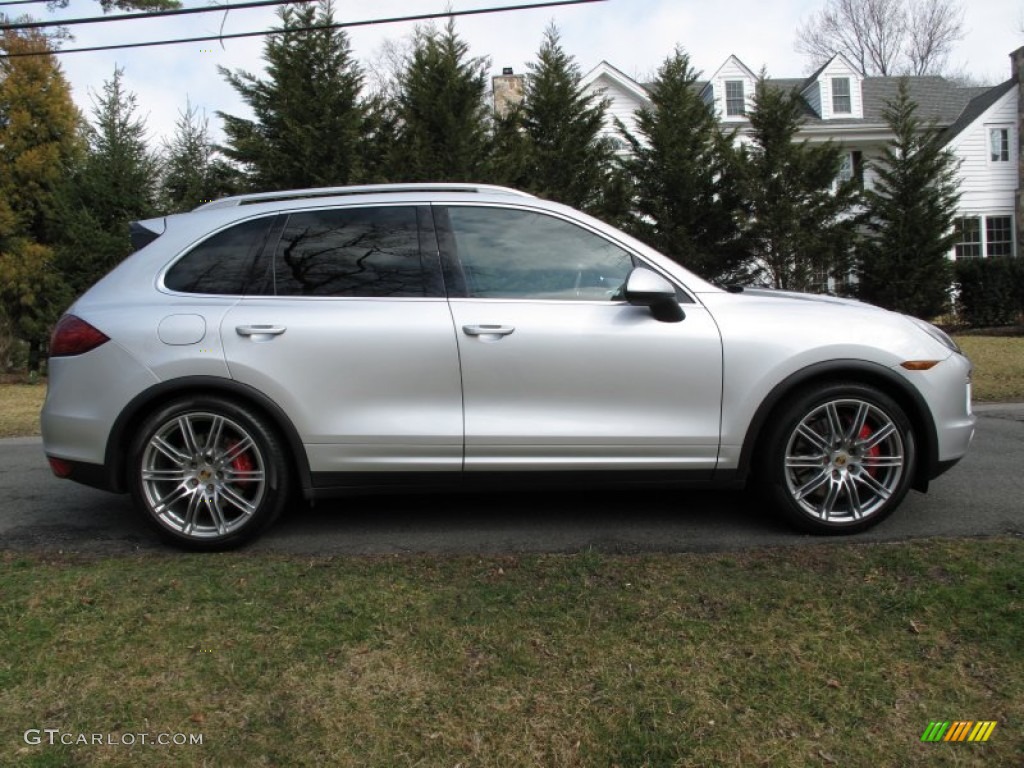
(905, 315, 961, 354)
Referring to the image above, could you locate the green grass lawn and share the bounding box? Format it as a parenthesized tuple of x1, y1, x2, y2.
(2, 539, 1021, 767)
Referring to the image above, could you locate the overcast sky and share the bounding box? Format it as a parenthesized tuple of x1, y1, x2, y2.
(27, 0, 1024, 146)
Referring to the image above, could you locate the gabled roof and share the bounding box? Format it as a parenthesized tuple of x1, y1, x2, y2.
(716, 75, 990, 127)
(699, 54, 759, 97)
(799, 52, 861, 93)
(581, 60, 653, 107)
(940, 77, 1016, 145)
(579, 58, 1010, 132)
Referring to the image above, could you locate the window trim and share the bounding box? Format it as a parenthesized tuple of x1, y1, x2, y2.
(954, 216, 982, 259)
(831, 77, 852, 115)
(724, 79, 745, 118)
(985, 215, 1013, 257)
(953, 214, 1017, 259)
(988, 126, 1011, 164)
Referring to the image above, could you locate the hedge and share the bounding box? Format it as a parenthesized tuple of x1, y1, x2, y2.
(954, 256, 1024, 327)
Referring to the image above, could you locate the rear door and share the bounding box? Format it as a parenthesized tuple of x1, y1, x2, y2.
(221, 204, 463, 482)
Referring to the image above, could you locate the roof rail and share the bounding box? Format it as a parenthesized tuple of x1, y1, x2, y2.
(193, 183, 535, 211)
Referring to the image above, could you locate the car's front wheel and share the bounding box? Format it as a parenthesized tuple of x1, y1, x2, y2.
(762, 383, 916, 534)
(129, 396, 289, 550)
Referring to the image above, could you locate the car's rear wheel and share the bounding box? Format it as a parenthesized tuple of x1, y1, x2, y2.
(762, 383, 916, 534)
(129, 396, 289, 550)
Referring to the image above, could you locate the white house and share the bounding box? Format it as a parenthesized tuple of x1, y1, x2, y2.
(493, 48, 1024, 260)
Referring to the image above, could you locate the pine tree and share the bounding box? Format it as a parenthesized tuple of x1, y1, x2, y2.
(488, 103, 532, 190)
(218, 0, 365, 190)
(161, 100, 238, 212)
(859, 79, 959, 317)
(736, 75, 861, 291)
(393, 19, 490, 181)
(0, 28, 82, 370)
(518, 24, 615, 214)
(620, 47, 746, 282)
(56, 66, 159, 297)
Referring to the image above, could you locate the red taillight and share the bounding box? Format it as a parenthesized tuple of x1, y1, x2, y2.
(49, 315, 109, 357)
(48, 457, 74, 478)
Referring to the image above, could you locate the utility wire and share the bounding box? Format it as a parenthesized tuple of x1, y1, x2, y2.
(5, 0, 317, 31)
(4, 0, 605, 31)
(0, 0, 50, 6)
(0, 0, 605, 57)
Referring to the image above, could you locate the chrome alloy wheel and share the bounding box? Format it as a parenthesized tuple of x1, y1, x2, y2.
(783, 398, 905, 523)
(139, 412, 267, 539)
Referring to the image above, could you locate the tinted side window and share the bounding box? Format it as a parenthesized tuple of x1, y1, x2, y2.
(447, 207, 633, 300)
(164, 216, 275, 295)
(273, 206, 423, 297)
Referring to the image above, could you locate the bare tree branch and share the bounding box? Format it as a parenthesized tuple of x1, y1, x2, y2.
(906, 0, 964, 75)
(795, 0, 964, 76)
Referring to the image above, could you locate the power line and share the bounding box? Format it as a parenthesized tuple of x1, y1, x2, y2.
(4, 0, 315, 31)
(0, 0, 50, 6)
(0, 0, 606, 57)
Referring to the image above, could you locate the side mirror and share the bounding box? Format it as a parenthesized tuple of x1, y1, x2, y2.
(624, 267, 685, 323)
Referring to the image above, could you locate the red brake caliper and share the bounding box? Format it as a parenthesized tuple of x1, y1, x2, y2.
(227, 440, 254, 486)
(858, 425, 880, 477)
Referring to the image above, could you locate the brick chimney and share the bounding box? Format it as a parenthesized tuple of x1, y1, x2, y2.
(492, 67, 525, 119)
(1014, 47, 1024, 257)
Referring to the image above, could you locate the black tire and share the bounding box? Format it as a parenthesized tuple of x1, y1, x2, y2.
(128, 395, 290, 550)
(760, 382, 916, 534)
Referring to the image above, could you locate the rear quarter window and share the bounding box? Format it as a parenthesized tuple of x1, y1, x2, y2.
(163, 216, 276, 295)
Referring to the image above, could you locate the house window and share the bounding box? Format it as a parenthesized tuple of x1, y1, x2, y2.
(954, 217, 982, 258)
(989, 128, 1009, 162)
(837, 153, 854, 183)
(986, 216, 1013, 256)
(832, 78, 851, 114)
(725, 80, 745, 117)
(833, 151, 863, 190)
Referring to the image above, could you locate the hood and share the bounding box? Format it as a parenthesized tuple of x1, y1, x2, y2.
(736, 287, 871, 309)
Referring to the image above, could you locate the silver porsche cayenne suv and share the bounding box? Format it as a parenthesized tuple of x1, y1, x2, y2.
(41, 184, 976, 549)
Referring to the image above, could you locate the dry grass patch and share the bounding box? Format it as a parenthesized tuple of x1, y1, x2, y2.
(1, 540, 1022, 767)
(954, 336, 1024, 402)
(0, 382, 45, 438)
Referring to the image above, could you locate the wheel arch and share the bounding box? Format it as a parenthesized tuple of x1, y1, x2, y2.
(104, 376, 312, 497)
(736, 360, 938, 492)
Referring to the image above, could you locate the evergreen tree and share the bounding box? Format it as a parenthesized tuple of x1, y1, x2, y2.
(359, 92, 401, 184)
(488, 103, 532, 190)
(518, 24, 615, 213)
(57, 66, 159, 297)
(160, 100, 238, 212)
(736, 75, 861, 291)
(859, 80, 959, 317)
(393, 19, 490, 181)
(620, 47, 746, 282)
(0, 28, 82, 370)
(218, 0, 365, 190)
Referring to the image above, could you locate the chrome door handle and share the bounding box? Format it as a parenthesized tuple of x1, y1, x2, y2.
(462, 324, 515, 337)
(236, 325, 286, 337)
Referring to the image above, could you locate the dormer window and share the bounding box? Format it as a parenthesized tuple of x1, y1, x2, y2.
(832, 77, 851, 114)
(725, 80, 745, 116)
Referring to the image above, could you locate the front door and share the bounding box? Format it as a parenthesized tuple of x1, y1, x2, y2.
(438, 205, 723, 473)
